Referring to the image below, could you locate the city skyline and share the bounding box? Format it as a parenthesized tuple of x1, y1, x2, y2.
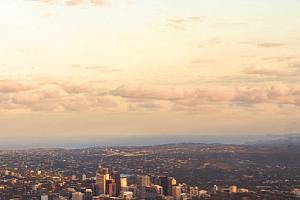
(1, 0, 300, 143)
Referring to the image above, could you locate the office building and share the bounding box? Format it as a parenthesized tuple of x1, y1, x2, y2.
(72, 192, 84, 200)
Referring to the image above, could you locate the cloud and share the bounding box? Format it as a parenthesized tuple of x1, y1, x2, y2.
(168, 16, 202, 24)
(1, 78, 300, 113)
(128, 102, 161, 112)
(12, 92, 41, 106)
(90, 0, 110, 6)
(110, 84, 300, 108)
(241, 66, 300, 78)
(192, 59, 215, 64)
(290, 63, 300, 71)
(234, 88, 269, 104)
(167, 16, 202, 31)
(16, 48, 41, 54)
(257, 42, 285, 48)
(110, 85, 185, 101)
(263, 56, 299, 62)
(234, 85, 300, 106)
(70, 65, 120, 72)
(0, 80, 34, 93)
(61, 83, 93, 94)
(168, 18, 186, 24)
(9, 86, 118, 112)
(86, 66, 120, 72)
(242, 67, 281, 76)
(34, 0, 110, 6)
(65, 0, 85, 6)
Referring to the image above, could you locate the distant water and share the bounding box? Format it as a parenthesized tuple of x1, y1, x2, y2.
(0, 134, 283, 149)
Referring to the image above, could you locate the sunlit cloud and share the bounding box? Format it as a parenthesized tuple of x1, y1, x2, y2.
(1, 0, 300, 136)
(257, 42, 286, 48)
(33, 0, 111, 6)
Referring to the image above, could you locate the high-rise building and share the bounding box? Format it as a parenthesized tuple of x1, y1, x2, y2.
(95, 173, 106, 195)
(137, 175, 151, 187)
(106, 179, 117, 197)
(172, 186, 181, 200)
(72, 192, 84, 200)
(111, 171, 121, 196)
(101, 168, 110, 180)
(168, 177, 176, 195)
(159, 176, 169, 196)
(120, 177, 128, 191)
(95, 165, 110, 195)
(85, 189, 93, 200)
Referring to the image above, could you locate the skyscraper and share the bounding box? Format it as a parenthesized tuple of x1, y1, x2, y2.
(111, 171, 121, 196)
(95, 173, 106, 195)
(106, 179, 117, 197)
(159, 176, 169, 196)
(137, 175, 151, 187)
(120, 177, 128, 191)
(172, 186, 182, 200)
(95, 165, 110, 195)
(168, 177, 177, 195)
(101, 168, 110, 180)
(85, 189, 93, 200)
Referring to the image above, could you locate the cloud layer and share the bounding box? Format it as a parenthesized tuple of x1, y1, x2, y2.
(0, 78, 299, 113)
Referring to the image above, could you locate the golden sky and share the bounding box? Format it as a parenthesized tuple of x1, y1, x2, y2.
(0, 0, 300, 141)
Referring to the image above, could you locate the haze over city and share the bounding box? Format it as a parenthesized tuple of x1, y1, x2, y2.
(0, 0, 300, 147)
(2, 1, 300, 200)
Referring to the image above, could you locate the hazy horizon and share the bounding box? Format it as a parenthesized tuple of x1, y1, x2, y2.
(1, 133, 299, 149)
(0, 0, 300, 144)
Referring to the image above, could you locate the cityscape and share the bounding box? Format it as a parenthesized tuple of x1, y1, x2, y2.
(1, 139, 300, 200)
(1, 0, 300, 199)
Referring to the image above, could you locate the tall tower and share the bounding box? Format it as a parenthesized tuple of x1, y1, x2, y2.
(120, 177, 128, 191)
(95, 161, 109, 195)
(101, 168, 110, 180)
(106, 179, 117, 197)
(111, 171, 121, 196)
(137, 175, 151, 187)
(95, 173, 106, 195)
(159, 176, 169, 196)
(172, 186, 182, 200)
(168, 177, 177, 196)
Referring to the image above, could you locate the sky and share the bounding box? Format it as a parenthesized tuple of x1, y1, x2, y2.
(0, 0, 300, 146)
